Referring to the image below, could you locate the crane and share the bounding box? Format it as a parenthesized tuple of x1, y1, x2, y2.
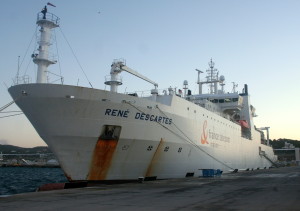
(105, 59, 158, 93)
(258, 127, 270, 145)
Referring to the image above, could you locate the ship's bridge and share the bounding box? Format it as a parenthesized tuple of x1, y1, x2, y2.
(189, 93, 243, 116)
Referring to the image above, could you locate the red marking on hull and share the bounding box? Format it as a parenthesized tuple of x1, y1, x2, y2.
(88, 139, 118, 180)
(37, 183, 65, 191)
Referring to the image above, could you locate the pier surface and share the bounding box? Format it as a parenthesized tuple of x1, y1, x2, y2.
(1, 166, 299, 210)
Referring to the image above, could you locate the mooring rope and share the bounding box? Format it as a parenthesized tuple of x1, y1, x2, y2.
(0, 97, 23, 118)
(0, 101, 15, 112)
(0, 113, 23, 119)
(58, 27, 93, 88)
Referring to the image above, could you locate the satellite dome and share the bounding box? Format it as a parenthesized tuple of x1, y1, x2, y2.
(183, 80, 188, 85)
(219, 75, 225, 82)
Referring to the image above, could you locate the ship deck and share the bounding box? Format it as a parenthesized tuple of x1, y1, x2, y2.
(1, 166, 299, 210)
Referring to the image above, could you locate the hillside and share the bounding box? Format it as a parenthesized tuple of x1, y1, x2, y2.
(0, 144, 51, 154)
(269, 139, 300, 149)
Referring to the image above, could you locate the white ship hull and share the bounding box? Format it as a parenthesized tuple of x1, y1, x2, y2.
(9, 84, 276, 181)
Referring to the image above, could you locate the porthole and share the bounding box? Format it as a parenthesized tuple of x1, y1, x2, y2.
(178, 147, 182, 153)
(147, 146, 153, 151)
(164, 146, 169, 152)
(122, 145, 129, 150)
(21, 90, 28, 96)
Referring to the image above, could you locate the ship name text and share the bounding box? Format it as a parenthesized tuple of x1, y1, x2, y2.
(104, 109, 172, 125)
(105, 109, 129, 118)
(135, 112, 172, 125)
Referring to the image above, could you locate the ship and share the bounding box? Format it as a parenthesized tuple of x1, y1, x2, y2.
(8, 7, 277, 181)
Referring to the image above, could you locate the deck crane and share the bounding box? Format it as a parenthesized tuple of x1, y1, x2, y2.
(258, 127, 270, 146)
(105, 59, 158, 93)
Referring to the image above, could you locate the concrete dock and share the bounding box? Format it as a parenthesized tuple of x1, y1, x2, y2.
(1, 166, 299, 210)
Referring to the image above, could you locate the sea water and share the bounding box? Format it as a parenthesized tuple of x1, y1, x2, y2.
(0, 167, 67, 196)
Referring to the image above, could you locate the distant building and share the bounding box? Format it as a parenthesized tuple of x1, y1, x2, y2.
(274, 142, 300, 166)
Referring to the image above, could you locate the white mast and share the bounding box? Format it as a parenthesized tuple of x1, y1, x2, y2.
(183, 80, 188, 97)
(206, 59, 219, 94)
(198, 59, 220, 95)
(33, 6, 59, 83)
(195, 69, 203, 94)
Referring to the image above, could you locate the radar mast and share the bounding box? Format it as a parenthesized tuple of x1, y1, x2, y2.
(32, 6, 60, 83)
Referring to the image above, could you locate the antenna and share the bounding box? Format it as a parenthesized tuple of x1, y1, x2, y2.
(232, 82, 238, 93)
(206, 58, 219, 94)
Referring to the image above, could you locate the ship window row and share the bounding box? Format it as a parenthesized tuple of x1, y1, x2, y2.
(200, 114, 240, 131)
(188, 109, 241, 131)
(209, 98, 239, 103)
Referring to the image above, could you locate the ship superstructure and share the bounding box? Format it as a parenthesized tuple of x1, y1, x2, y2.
(8, 8, 276, 181)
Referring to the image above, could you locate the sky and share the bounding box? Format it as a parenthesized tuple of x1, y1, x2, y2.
(0, 0, 300, 147)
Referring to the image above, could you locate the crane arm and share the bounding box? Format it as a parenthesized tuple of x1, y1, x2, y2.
(120, 64, 158, 88)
